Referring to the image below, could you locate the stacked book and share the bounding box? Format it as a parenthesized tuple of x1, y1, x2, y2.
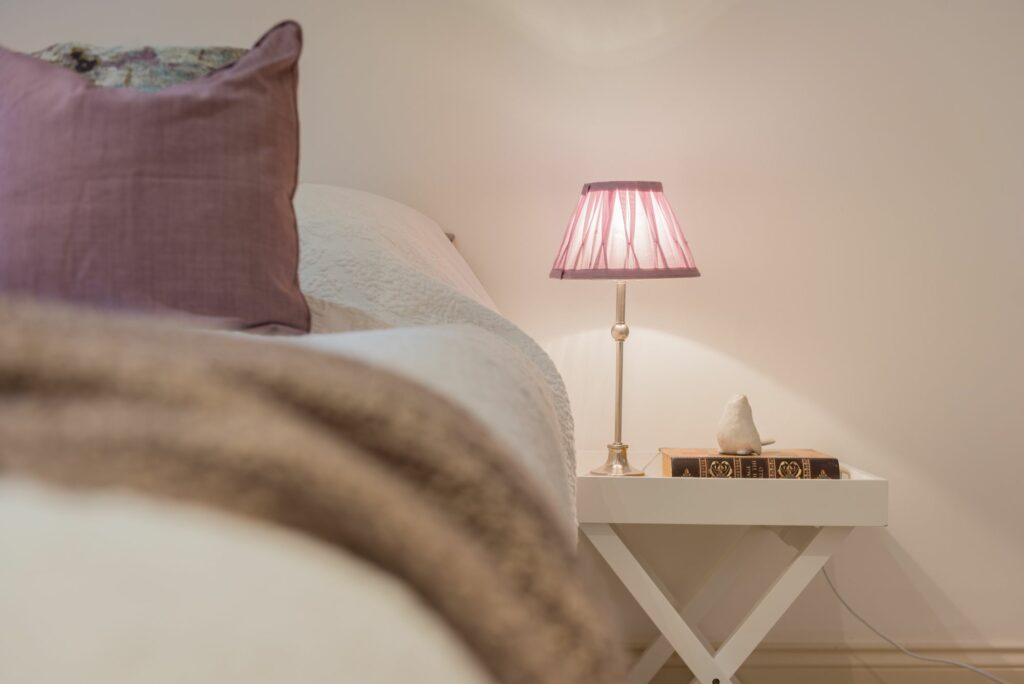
(660, 448, 842, 479)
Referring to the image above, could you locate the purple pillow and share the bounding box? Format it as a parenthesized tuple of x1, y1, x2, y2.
(0, 22, 310, 333)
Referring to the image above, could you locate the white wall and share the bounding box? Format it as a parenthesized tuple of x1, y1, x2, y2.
(4, 0, 1023, 658)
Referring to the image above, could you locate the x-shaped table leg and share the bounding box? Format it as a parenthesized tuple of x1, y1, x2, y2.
(625, 527, 767, 684)
(581, 523, 853, 684)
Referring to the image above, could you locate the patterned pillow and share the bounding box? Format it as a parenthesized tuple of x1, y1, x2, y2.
(30, 43, 247, 92)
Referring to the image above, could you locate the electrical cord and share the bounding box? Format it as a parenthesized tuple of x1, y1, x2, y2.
(821, 567, 1010, 684)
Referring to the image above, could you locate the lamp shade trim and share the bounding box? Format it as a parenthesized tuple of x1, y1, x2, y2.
(582, 180, 663, 193)
(549, 266, 701, 280)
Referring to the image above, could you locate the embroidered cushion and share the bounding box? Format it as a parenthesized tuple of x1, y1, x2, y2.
(30, 43, 248, 92)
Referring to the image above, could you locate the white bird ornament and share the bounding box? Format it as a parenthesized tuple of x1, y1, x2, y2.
(716, 394, 775, 455)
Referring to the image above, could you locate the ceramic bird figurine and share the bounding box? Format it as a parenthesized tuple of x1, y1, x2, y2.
(716, 394, 775, 455)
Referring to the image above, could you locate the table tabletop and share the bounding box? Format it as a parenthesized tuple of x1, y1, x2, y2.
(575, 449, 888, 527)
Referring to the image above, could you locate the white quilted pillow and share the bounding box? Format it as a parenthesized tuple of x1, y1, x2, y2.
(295, 184, 497, 314)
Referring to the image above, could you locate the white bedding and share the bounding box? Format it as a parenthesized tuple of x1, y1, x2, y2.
(0, 184, 577, 684)
(286, 326, 573, 528)
(295, 183, 577, 518)
(0, 478, 492, 684)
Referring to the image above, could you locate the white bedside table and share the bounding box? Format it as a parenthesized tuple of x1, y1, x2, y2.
(576, 450, 888, 684)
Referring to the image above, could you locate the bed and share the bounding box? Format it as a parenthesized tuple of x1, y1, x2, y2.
(0, 185, 618, 684)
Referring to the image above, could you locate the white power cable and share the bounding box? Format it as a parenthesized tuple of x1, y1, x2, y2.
(822, 567, 1010, 684)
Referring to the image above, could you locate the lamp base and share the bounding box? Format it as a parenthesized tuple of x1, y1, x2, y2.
(590, 443, 645, 477)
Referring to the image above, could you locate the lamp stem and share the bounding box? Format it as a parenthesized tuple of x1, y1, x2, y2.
(590, 280, 644, 476)
(613, 280, 626, 444)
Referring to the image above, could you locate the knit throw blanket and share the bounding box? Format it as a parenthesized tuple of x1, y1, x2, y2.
(0, 297, 622, 684)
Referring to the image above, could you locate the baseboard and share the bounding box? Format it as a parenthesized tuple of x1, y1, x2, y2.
(638, 644, 1024, 683)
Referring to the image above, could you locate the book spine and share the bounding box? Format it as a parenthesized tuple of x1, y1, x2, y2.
(668, 456, 840, 479)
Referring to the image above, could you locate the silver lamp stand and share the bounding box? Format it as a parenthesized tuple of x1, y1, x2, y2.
(591, 280, 644, 476)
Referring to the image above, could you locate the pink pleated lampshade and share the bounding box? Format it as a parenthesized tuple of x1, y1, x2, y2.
(549, 181, 699, 279)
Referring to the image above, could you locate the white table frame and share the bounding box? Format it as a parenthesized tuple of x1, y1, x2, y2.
(576, 454, 887, 684)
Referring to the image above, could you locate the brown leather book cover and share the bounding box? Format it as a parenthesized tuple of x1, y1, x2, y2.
(660, 448, 841, 479)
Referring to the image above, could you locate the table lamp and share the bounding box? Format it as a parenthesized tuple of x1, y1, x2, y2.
(550, 181, 700, 476)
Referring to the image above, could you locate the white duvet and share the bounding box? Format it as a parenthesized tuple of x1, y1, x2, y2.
(293, 184, 576, 521)
(0, 185, 577, 684)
